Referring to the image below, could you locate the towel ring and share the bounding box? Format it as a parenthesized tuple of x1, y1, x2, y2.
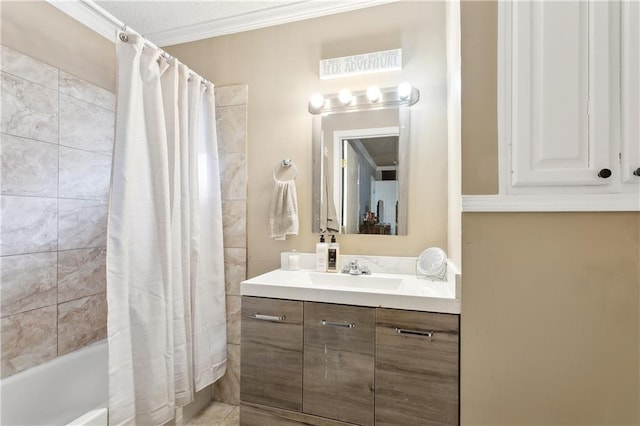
(273, 159, 297, 182)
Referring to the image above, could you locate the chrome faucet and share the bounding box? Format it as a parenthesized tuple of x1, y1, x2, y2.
(341, 259, 371, 275)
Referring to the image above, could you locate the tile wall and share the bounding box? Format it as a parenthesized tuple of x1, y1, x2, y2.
(213, 85, 248, 405)
(0, 46, 249, 398)
(0, 46, 114, 378)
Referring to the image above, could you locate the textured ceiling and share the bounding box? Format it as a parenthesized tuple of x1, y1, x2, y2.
(92, 0, 394, 46)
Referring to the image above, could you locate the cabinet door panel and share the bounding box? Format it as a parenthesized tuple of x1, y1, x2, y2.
(303, 346, 374, 426)
(303, 302, 375, 425)
(240, 296, 303, 411)
(240, 403, 359, 426)
(508, 1, 612, 187)
(376, 309, 459, 426)
(621, 1, 640, 184)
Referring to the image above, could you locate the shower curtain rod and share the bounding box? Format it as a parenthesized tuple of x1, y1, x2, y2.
(82, 0, 212, 86)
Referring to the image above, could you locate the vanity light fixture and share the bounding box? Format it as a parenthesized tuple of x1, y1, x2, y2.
(310, 93, 325, 110)
(338, 89, 353, 105)
(308, 84, 420, 115)
(366, 86, 381, 103)
(397, 82, 412, 99)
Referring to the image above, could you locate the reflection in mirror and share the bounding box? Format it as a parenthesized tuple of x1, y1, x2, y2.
(312, 106, 411, 235)
(342, 132, 399, 234)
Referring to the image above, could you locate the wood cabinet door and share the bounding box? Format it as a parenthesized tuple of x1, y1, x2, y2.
(376, 309, 459, 426)
(303, 302, 375, 426)
(240, 296, 303, 411)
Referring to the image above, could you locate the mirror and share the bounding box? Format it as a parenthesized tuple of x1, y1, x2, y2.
(312, 107, 411, 235)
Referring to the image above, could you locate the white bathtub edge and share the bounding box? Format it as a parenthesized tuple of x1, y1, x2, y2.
(66, 408, 108, 426)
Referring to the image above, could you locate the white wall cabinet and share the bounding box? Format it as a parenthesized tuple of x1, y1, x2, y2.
(497, 0, 639, 205)
(621, 1, 640, 185)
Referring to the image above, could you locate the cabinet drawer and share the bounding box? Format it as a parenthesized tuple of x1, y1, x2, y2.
(241, 296, 303, 411)
(304, 302, 375, 355)
(376, 309, 459, 426)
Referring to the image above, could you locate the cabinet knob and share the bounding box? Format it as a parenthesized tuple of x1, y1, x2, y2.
(633, 168, 640, 177)
(598, 168, 612, 179)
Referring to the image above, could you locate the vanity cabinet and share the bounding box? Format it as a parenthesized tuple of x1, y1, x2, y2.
(375, 309, 460, 426)
(240, 296, 303, 411)
(239, 296, 460, 426)
(303, 302, 375, 425)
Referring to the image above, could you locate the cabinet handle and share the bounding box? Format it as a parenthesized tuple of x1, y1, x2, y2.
(598, 168, 612, 179)
(321, 320, 355, 329)
(633, 168, 640, 177)
(252, 313, 286, 322)
(396, 328, 433, 338)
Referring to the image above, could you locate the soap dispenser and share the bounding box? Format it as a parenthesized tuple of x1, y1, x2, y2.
(316, 234, 328, 272)
(327, 234, 340, 273)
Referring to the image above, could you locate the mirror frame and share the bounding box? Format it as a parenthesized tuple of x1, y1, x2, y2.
(312, 107, 411, 235)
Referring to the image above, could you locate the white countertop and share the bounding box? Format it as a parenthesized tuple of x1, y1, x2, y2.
(241, 267, 461, 314)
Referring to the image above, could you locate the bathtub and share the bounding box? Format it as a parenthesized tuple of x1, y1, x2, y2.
(1, 339, 108, 426)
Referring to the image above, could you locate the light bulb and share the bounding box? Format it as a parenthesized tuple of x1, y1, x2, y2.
(309, 93, 325, 110)
(366, 86, 381, 103)
(397, 82, 412, 99)
(338, 89, 352, 105)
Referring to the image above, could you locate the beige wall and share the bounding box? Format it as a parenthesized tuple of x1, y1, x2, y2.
(461, 2, 640, 424)
(166, 1, 450, 277)
(1, 1, 115, 91)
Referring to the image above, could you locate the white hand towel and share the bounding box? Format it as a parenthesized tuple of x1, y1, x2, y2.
(269, 180, 299, 240)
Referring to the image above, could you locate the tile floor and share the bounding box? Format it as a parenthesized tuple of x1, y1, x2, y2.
(187, 402, 239, 426)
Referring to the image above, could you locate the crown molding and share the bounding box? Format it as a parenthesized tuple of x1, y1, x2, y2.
(462, 194, 640, 212)
(151, 0, 397, 46)
(47, 0, 397, 47)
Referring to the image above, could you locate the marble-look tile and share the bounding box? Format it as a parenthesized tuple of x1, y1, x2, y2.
(0, 252, 57, 317)
(0, 133, 58, 197)
(220, 153, 247, 201)
(0, 46, 58, 90)
(1, 72, 58, 144)
(216, 105, 246, 154)
(219, 406, 239, 426)
(1, 305, 57, 378)
(59, 94, 114, 154)
(214, 84, 247, 108)
(213, 344, 240, 405)
(58, 247, 106, 303)
(0, 195, 57, 256)
(188, 402, 236, 425)
(221, 201, 246, 249)
(224, 248, 246, 296)
(59, 71, 115, 111)
(59, 146, 111, 200)
(58, 199, 108, 251)
(57, 292, 107, 355)
(226, 295, 241, 345)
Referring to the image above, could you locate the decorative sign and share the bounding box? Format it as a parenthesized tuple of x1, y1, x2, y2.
(319, 48, 402, 80)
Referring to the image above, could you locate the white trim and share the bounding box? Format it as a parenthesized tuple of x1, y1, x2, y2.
(49, 0, 398, 46)
(462, 194, 640, 212)
(497, 1, 510, 196)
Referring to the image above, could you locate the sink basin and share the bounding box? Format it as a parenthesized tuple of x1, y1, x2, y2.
(241, 267, 461, 314)
(298, 272, 403, 291)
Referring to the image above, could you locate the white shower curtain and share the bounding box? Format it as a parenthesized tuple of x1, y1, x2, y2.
(107, 33, 227, 426)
